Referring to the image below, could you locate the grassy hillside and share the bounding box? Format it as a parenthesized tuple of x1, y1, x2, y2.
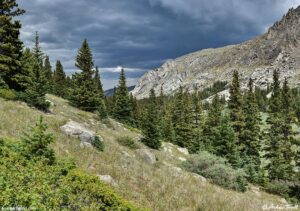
(0, 95, 295, 211)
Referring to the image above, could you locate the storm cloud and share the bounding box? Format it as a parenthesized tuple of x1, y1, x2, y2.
(17, 0, 300, 89)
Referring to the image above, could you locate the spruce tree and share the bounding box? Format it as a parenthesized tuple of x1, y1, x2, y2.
(241, 78, 261, 181)
(94, 66, 104, 99)
(141, 89, 161, 149)
(265, 70, 296, 180)
(190, 87, 203, 152)
(113, 68, 133, 125)
(23, 33, 49, 110)
(130, 93, 140, 127)
(53, 60, 66, 97)
(216, 115, 241, 168)
(93, 66, 108, 119)
(228, 70, 244, 137)
(172, 87, 194, 151)
(201, 94, 223, 152)
(0, 0, 25, 90)
(21, 117, 55, 164)
(44, 55, 53, 92)
(280, 78, 297, 178)
(161, 108, 176, 143)
(69, 39, 101, 111)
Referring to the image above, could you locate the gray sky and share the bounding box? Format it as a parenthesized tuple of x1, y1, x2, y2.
(17, 0, 300, 89)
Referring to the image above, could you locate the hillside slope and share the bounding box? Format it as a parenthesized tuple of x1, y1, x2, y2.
(132, 6, 300, 99)
(0, 95, 295, 211)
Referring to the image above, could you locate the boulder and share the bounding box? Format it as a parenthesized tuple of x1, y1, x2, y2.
(97, 175, 118, 187)
(136, 149, 157, 164)
(60, 120, 101, 146)
(60, 121, 95, 144)
(191, 173, 207, 183)
(177, 147, 189, 155)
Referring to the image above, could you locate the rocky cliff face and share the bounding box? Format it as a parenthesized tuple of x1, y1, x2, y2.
(132, 6, 300, 99)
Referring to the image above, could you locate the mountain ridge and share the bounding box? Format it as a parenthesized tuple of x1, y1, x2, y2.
(132, 6, 300, 99)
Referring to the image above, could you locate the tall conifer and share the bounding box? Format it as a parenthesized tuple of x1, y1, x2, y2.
(53, 60, 66, 97)
(44, 55, 53, 92)
(172, 87, 195, 151)
(113, 68, 133, 124)
(0, 0, 25, 90)
(241, 78, 262, 181)
(201, 94, 223, 152)
(228, 70, 244, 137)
(141, 89, 161, 149)
(23, 33, 49, 110)
(94, 66, 104, 99)
(69, 39, 101, 111)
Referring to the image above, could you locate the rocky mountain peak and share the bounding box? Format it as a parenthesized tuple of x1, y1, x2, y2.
(132, 6, 300, 99)
(267, 6, 300, 46)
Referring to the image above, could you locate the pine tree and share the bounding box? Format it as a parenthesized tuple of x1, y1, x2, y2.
(130, 93, 140, 127)
(97, 100, 108, 120)
(94, 66, 104, 99)
(53, 60, 66, 97)
(21, 116, 55, 164)
(33, 31, 44, 65)
(240, 78, 261, 181)
(44, 55, 53, 92)
(172, 87, 194, 151)
(280, 78, 297, 178)
(190, 87, 203, 152)
(69, 39, 101, 111)
(158, 86, 165, 111)
(93, 66, 108, 119)
(0, 0, 25, 90)
(161, 107, 176, 143)
(265, 70, 296, 180)
(216, 115, 241, 168)
(113, 68, 133, 125)
(141, 89, 161, 149)
(228, 70, 244, 137)
(201, 94, 223, 152)
(23, 33, 49, 110)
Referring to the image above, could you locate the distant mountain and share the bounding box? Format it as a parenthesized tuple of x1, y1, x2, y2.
(132, 6, 300, 99)
(105, 85, 135, 97)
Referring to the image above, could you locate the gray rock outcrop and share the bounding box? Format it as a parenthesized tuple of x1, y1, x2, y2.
(61, 120, 102, 146)
(136, 149, 157, 164)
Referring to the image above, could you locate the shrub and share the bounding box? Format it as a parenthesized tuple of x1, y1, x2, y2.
(0, 89, 17, 100)
(92, 136, 105, 151)
(116, 136, 139, 150)
(182, 151, 247, 192)
(21, 117, 55, 164)
(0, 122, 139, 210)
(265, 180, 300, 202)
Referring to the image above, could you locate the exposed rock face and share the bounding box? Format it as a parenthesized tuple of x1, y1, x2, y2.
(132, 6, 300, 99)
(136, 149, 157, 164)
(61, 120, 102, 146)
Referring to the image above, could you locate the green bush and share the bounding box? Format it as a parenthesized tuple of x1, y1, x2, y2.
(0, 121, 140, 210)
(182, 151, 247, 192)
(265, 180, 300, 202)
(116, 136, 140, 150)
(0, 89, 17, 100)
(92, 136, 105, 151)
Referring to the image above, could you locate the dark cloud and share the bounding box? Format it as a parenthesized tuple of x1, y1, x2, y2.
(17, 0, 300, 89)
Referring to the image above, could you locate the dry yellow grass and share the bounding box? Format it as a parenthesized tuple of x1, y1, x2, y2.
(0, 95, 297, 211)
